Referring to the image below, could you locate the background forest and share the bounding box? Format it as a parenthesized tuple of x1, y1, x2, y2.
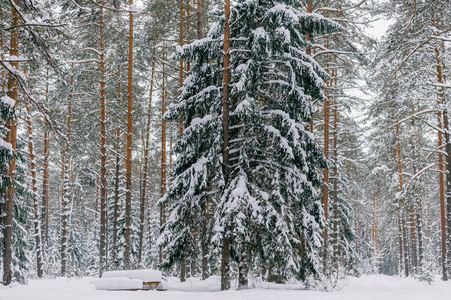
(1, 0, 451, 291)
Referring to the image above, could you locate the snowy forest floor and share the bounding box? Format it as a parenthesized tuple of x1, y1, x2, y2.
(1, 274, 451, 300)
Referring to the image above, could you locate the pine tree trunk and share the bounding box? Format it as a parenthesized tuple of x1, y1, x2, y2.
(410, 204, 418, 271)
(322, 94, 330, 268)
(306, 0, 313, 133)
(42, 69, 50, 248)
(396, 122, 409, 277)
(196, 0, 210, 281)
(434, 44, 448, 281)
(238, 248, 249, 289)
(159, 44, 167, 264)
(99, 5, 108, 277)
(197, 0, 203, 40)
(332, 99, 339, 273)
(221, 0, 231, 291)
(139, 33, 156, 267)
(434, 42, 451, 278)
(179, 0, 187, 282)
(138, 146, 144, 265)
(417, 198, 424, 267)
(431, 16, 449, 280)
(61, 63, 74, 276)
(357, 206, 361, 256)
(402, 218, 409, 276)
(398, 217, 403, 275)
(2, 0, 19, 285)
(25, 101, 43, 278)
(124, 0, 134, 270)
(112, 69, 121, 266)
(412, 110, 424, 268)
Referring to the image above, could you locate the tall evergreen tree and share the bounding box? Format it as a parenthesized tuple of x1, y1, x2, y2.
(159, 0, 340, 289)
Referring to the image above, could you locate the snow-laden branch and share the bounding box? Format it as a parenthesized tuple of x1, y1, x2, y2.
(393, 109, 438, 127)
(5, 23, 68, 30)
(392, 28, 451, 76)
(399, 163, 439, 198)
(430, 82, 451, 89)
(0, 60, 63, 139)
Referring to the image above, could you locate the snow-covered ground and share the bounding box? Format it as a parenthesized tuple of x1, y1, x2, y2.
(1, 274, 450, 300)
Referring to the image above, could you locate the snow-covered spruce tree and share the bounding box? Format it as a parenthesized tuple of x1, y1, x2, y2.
(159, 0, 340, 289)
(9, 142, 32, 284)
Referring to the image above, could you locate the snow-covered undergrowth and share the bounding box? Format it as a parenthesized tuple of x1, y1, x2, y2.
(1, 275, 451, 300)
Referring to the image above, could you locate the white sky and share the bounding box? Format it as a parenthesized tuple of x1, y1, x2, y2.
(366, 18, 394, 39)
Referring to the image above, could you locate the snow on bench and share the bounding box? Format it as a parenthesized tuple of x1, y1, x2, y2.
(102, 269, 164, 290)
(94, 277, 143, 291)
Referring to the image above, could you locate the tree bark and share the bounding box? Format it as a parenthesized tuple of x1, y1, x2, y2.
(61, 63, 74, 276)
(112, 68, 121, 266)
(25, 101, 43, 278)
(322, 37, 331, 272)
(221, 0, 231, 291)
(124, 0, 134, 270)
(179, 0, 187, 282)
(2, 0, 18, 285)
(197, 0, 203, 40)
(434, 40, 448, 280)
(159, 43, 167, 264)
(396, 122, 409, 277)
(306, 0, 313, 133)
(138, 32, 156, 267)
(99, 5, 108, 277)
(42, 68, 50, 248)
(333, 98, 339, 272)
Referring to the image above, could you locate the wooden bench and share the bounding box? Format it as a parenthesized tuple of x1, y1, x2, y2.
(142, 281, 160, 290)
(101, 269, 165, 291)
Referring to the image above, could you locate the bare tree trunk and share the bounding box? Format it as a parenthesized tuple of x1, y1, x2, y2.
(412, 108, 424, 268)
(434, 43, 448, 281)
(2, 0, 18, 285)
(238, 247, 248, 289)
(197, 0, 203, 40)
(138, 33, 156, 267)
(357, 206, 361, 256)
(332, 97, 339, 273)
(124, 0, 134, 270)
(306, 0, 313, 133)
(159, 43, 168, 264)
(61, 63, 74, 276)
(178, 0, 187, 282)
(25, 101, 43, 278)
(396, 122, 409, 277)
(398, 217, 403, 275)
(221, 0, 231, 291)
(322, 38, 331, 273)
(434, 40, 451, 278)
(42, 68, 50, 248)
(430, 16, 449, 280)
(417, 197, 424, 267)
(112, 68, 121, 266)
(99, 5, 108, 277)
(410, 204, 418, 271)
